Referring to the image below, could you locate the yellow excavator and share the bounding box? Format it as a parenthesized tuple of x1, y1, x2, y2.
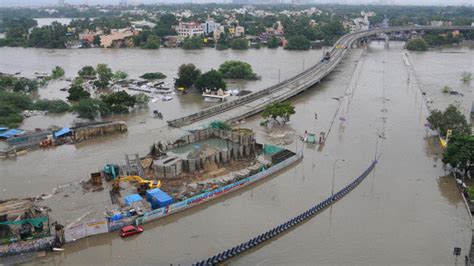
(112, 175, 161, 195)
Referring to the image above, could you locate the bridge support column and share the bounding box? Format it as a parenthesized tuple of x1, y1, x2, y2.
(384, 35, 389, 48)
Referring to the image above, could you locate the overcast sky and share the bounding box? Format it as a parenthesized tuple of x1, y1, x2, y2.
(1, 0, 472, 8)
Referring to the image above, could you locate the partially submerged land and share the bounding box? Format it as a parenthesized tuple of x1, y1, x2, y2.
(0, 126, 301, 257)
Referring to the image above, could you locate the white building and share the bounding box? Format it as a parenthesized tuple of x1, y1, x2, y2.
(201, 19, 221, 36)
(176, 22, 204, 38)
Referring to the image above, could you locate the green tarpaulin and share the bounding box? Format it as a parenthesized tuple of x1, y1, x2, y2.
(0, 216, 48, 227)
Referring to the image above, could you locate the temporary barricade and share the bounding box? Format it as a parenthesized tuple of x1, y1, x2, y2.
(85, 219, 108, 236)
(64, 224, 87, 242)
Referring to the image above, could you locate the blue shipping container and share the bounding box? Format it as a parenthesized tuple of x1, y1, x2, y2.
(146, 188, 173, 208)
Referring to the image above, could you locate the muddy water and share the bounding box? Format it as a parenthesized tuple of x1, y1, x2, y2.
(1, 42, 472, 265)
(0, 47, 322, 200)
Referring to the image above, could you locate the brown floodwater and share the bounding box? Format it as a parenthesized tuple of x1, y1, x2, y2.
(0, 42, 472, 265)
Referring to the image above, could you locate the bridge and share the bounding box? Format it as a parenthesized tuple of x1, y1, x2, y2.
(167, 26, 474, 129)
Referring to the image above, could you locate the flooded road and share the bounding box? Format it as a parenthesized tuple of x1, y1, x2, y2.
(1, 42, 473, 265)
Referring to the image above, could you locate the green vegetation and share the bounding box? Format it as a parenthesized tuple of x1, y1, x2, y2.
(141, 35, 161, 49)
(67, 85, 91, 101)
(134, 92, 151, 107)
(262, 102, 295, 124)
(441, 86, 451, 93)
(195, 70, 226, 92)
(140, 72, 167, 80)
(286, 35, 310, 50)
(78, 66, 96, 78)
(51, 66, 65, 80)
(427, 104, 471, 137)
(73, 98, 110, 120)
(95, 64, 113, 88)
(100, 91, 137, 113)
(229, 38, 249, 50)
(442, 135, 474, 177)
(28, 22, 71, 48)
(461, 72, 472, 83)
(0, 75, 38, 93)
(0, 91, 32, 127)
(182, 36, 203, 50)
(175, 64, 201, 89)
(218, 61, 258, 80)
(113, 71, 128, 80)
(406, 38, 428, 51)
(33, 99, 71, 113)
(267, 37, 279, 48)
(423, 32, 461, 47)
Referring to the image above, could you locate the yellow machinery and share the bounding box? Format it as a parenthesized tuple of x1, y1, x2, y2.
(112, 175, 161, 195)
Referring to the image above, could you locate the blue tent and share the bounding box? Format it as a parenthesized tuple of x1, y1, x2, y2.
(0, 129, 25, 139)
(53, 127, 71, 139)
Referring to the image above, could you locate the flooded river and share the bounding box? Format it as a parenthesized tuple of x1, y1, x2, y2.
(0, 42, 473, 265)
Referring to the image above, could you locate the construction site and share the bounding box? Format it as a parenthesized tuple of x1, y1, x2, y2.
(0, 123, 301, 257)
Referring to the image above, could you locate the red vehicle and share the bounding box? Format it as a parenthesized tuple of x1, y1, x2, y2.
(119, 225, 144, 238)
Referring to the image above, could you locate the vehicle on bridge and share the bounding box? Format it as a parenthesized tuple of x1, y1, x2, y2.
(322, 52, 331, 62)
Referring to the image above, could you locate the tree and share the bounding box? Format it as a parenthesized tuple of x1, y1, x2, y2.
(33, 99, 70, 113)
(195, 69, 226, 92)
(174, 64, 201, 88)
(140, 72, 167, 80)
(182, 36, 203, 50)
(113, 71, 128, 80)
(141, 35, 161, 49)
(262, 102, 295, 124)
(51, 66, 65, 79)
(286, 35, 310, 50)
(96, 64, 113, 88)
(461, 72, 472, 83)
(73, 98, 110, 120)
(427, 104, 471, 137)
(78, 66, 96, 78)
(442, 135, 474, 177)
(406, 38, 428, 51)
(100, 91, 136, 113)
(267, 37, 279, 48)
(218, 61, 258, 80)
(134, 93, 151, 107)
(67, 85, 90, 101)
(0, 91, 33, 127)
(229, 38, 249, 50)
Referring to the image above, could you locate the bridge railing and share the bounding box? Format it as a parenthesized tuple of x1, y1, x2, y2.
(167, 25, 474, 128)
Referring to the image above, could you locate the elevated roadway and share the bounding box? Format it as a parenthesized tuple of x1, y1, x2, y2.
(167, 26, 474, 129)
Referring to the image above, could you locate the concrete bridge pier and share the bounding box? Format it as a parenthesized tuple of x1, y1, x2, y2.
(384, 34, 390, 48)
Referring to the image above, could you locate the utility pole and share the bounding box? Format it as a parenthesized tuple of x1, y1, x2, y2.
(278, 69, 281, 83)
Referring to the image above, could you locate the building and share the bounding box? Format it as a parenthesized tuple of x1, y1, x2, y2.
(235, 26, 245, 37)
(79, 29, 103, 43)
(176, 22, 204, 38)
(100, 28, 139, 48)
(201, 18, 221, 36)
(119, 0, 127, 6)
(213, 26, 225, 40)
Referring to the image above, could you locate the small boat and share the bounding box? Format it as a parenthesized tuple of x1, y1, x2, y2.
(53, 248, 65, 252)
(160, 95, 173, 101)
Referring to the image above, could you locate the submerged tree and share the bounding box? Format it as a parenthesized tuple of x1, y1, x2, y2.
(442, 135, 474, 177)
(174, 64, 201, 89)
(262, 102, 295, 124)
(195, 69, 226, 92)
(461, 72, 472, 83)
(427, 104, 471, 137)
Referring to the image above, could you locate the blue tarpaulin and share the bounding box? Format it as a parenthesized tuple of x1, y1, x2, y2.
(0, 129, 24, 139)
(53, 127, 71, 139)
(0, 127, 8, 132)
(124, 194, 143, 206)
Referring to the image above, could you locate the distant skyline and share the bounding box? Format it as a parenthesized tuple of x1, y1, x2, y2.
(1, 0, 472, 7)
